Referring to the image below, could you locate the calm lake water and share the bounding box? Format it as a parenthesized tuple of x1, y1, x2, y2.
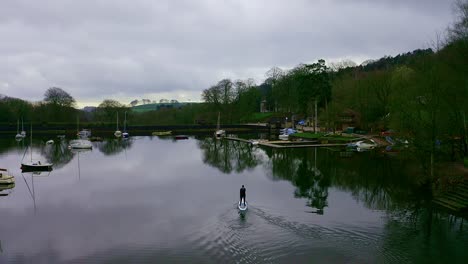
(0, 135, 466, 263)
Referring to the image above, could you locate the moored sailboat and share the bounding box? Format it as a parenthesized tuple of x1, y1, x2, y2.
(15, 119, 23, 140)
(21, 124, 53, 172)
(114, 112, 122, 138)
(214, 112, 225, 139)
(122, 111, 129, 138)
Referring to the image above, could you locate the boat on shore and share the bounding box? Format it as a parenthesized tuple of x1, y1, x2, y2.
(355, 139, 378, 151)
(174, 135, 189, 140)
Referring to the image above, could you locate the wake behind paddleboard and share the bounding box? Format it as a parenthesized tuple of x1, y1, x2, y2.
(238, 201, 248, 211)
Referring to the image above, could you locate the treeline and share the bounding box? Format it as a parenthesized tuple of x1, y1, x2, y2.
(0, 89, 214, 126)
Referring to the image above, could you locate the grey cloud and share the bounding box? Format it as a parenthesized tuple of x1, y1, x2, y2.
(0, 0, 456, 105)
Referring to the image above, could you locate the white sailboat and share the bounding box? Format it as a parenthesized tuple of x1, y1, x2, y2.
(122, 111, 129, 138)
(70, 116, 92, 149)
(114, 112, 122, 138)
(69, 139, 93, 149)
(15, 119, 23, 140)
(20, 118, 26, 138)
(76, 116, 91, 139)
(214, 112, 225, 139)
(21, 124, 53, 172)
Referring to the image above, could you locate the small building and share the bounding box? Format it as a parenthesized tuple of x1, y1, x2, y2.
(338, 109, 360, 131)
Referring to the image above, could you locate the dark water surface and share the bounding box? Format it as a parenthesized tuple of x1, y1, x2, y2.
(0, 136, 466, 263)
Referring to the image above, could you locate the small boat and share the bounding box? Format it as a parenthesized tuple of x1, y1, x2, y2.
(114, 112, 122, 138)
(20, 118, 26, 138)
(0, 168, 15, 184)
(78, 129, 91, 139)
(279, 134, 289, 140)
(152, 131, 172, 136)
(69, 139, 93, 149)
(15, 119, 23, 140)
(76, 116, 91, 139)
(21, 160, 53, 172)
(21, 124, 53, 172)
(174, 135, 189, 140)
(122, 111, 129, 138)
(249, 139, 259, 146)
(215, 129, 226, 138)
(356, 139, 378, 151)
(46, 140, 54, 145)
(214, 112, 225, 139)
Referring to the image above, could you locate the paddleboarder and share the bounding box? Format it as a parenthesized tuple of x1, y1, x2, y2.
(240, 185, 246, 206)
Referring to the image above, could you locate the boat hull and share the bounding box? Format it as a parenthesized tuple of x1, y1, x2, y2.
(21, 164, 53, 172)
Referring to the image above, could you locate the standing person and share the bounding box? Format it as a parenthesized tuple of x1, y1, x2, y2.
(240, 185, 246, 206)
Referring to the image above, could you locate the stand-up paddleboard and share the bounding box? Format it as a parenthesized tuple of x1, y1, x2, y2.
(238, 201, 248, 211)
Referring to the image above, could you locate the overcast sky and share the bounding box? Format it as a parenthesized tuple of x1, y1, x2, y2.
(0, 0, 456, 107)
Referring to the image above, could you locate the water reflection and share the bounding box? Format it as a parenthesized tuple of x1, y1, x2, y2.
(198, 138, 264, 173)
(21, 171, 52, 214)
(0, 135, 465, 263)
(198, 138, 459, 221)
(0, 183, 15, 197)
(40, 138, 73, 169)
(97, 138, 133, 156)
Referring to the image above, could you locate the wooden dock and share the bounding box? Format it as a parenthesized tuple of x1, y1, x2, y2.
(433, 181, 468, 215)
(258, 142, 347, 148)
(224, 137, 347, 148)
(224, 137, 253, 144)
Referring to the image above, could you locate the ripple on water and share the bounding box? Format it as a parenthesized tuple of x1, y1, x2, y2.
(185, 204, 417, 264)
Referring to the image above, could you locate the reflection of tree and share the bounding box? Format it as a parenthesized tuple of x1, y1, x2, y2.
(379, 202, 467, 263)
(40, 139, 74, 169)
(264, 148, 331, 212)
(97, 138, 133, 156)
(0, 138, 27, 155)
(329, 151, 421, 211)
(197, 138, 263, 173)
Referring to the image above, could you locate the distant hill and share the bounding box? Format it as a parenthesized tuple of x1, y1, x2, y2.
(131, 102, 197, 112)
(82, 106, 97, 112)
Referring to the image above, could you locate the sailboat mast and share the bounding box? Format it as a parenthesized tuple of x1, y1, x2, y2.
(116, 112, 119, 130)
(217, 112, 220, 130)
(124, 111, 127, 131)
(17, 119, 19, 133)
(30, 123, 32, 162)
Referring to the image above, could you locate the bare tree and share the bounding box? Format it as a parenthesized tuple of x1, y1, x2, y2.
(44, 87, 75, 107)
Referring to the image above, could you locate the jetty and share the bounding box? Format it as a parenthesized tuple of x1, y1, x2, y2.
(224, 137, 347, 148)
(433, 181, 468, 216)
